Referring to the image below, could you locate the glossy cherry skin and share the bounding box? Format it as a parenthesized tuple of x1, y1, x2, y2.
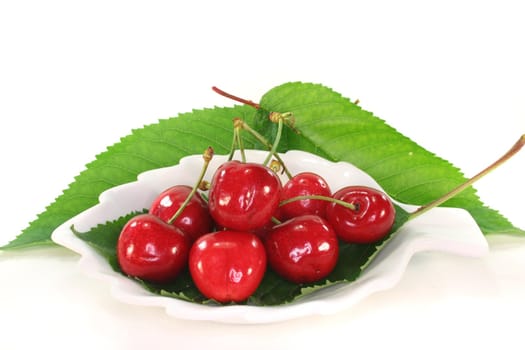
(325, 186, 395, 244)
(208, 161, 282, 231)
(265, 215, 339, 284)
(189, 230, 267, 303)
(117, 214, 191, 283)
(149, 185, 213, 242)
(280, 172, 332, 220)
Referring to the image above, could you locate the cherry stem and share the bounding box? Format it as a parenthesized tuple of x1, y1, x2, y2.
(263, 117, 283, 166)
(212, 86, 261, 109)
(167, 147, 214, 225)
(236, 126, 247, 163)
(227, 124, 237, 161)
(229, 118, 247, 162)
(279, 194, 357, 211)
(409, 134, 525, 221)
(235, 119, 293, 179)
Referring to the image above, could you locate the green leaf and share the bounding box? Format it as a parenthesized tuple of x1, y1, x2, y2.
(1, 105, 258, 250)
(72, 204, 410, 306)
(256, 82, 523, 235)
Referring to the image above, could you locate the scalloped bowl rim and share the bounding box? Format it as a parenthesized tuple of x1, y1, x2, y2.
(51, 150, 489, 324)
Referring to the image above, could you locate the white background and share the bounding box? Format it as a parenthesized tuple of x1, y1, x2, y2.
(1, 0, 524, 349)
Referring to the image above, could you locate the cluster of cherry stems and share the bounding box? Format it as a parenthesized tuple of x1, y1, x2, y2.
(116, 87, 524, 303)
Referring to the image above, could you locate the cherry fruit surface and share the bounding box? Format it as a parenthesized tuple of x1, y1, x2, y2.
(280, 172, 332, 220)
(326, 186, 396, 243)
(149, 184, 213, 242)
(208, 161, 282, 231)
(117, 213, 191, 283)
(189, 230, 267, 303)
(265, 215, 339, 284)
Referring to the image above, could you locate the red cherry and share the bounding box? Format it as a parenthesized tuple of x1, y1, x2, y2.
(280, 172, 332, 220)
(326, 186, 395, 244)
(208, 161, 282, 231)
(117, 213, 191, 283)
(189, 230, 267, 303)
(265, 215, 339, 284)
(149, 185, 213, 242)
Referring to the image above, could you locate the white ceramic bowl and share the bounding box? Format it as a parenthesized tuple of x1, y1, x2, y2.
(51, 150, 488, 324)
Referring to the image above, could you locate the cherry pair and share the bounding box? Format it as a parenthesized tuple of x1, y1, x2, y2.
(116, 184, 212, 283)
